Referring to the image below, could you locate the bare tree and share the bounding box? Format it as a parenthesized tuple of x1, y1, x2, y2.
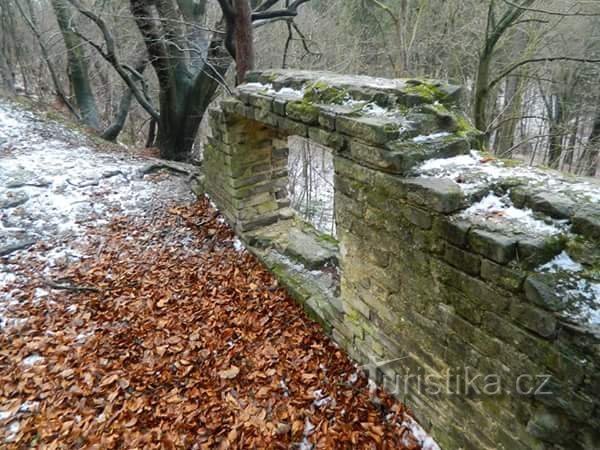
(50, 0, 101, 129)
(473, 0, 535, 135)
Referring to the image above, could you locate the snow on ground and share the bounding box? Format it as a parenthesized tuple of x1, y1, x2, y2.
(400, 415, 441, 450)
(0, 100, 195, 441)
(0, 101, 193, 254)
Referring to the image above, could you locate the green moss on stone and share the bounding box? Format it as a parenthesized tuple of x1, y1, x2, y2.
(286, 100, 320, 124)
(303, 80, 349, 105)
(404, 84, 438, 102)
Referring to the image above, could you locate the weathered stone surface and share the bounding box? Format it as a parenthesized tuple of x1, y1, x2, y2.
(443, 244, 481, 276)
(336, 115, 400, 145)
(517, 236, 563, 268)
(510, 301, 557, 338)
(402, 205, 432, 229)
(286, 101, 320, 125)
(433, 217, 470, 246)
(402, 177, 463, 213)
(480, 259, 525, 292)
(524, 274, 566, 312)
(468, 229, 517, 264)
(528, 192, 575, 220)
(285, 228, 338, 269)
(572, 208, 600, 240)
(369, 136, 470, 175)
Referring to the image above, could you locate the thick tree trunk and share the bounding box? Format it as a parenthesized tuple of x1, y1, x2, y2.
(474, 52, 491, 136)
(51, 0, 101, 130)
(233, 0, 254, 84)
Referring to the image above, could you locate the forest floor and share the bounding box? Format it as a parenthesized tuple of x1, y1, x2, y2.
(0, 100, 438, 449)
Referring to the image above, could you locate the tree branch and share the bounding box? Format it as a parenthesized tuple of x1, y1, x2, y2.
(14, 0, 80, 119)
(67, 0, 159, 120)
(490, 56, 600, 91)
(251, 0, 311, 20)
(502, 0, 600, 17)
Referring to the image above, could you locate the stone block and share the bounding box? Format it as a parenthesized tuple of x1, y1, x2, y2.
(286, 101, 320, 124)
(527, 192, 575, 220)
(433, 216, 471, 246)
(402, 205, 433, 229)
(318, 109, 337, 130)
(308, 127, 346, 151)
(336, 115, 400, 145)
(246, 93, 273, 111)
(524, 274, 566, 312)
(468, 229, 517, 264)
(401, 177, 463, 213)
(276, 116, 308, 137)
(348, 140, 397, 171)
(510, 301, 557, 339)
(284, 228, 338, 270)
(480, 259, 525, 292)
(572, 208, 600, 240)
(443, 244, 481, 276)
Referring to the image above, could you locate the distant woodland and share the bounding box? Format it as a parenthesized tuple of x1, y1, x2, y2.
(1, 0, 599, 175)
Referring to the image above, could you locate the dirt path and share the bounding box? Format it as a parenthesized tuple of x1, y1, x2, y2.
(0, 101, 437, 449)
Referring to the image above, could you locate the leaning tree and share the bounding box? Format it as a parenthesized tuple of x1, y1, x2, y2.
(66, 0, 312, 161)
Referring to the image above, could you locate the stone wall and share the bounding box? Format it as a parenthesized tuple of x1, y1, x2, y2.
(202, 69, 600, 450)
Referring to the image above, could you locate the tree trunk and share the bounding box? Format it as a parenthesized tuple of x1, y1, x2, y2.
(585, 109, 600, 176)
(0, 0, 16, 94)
(547, 94, 563, 168)
(233, 0, 254, 84)
(495, 75, 522, 157)
(474, 51, 491, 136)
(51, 0, 100, 130)
(0, 48, 14, 94)
(562, 113, 579, 172)
(101, 58, 147, 142)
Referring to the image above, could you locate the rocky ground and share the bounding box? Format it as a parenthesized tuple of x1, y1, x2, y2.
(0, 100, 438, 449)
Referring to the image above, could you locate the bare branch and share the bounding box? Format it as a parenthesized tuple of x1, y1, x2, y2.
(502, 0, 600, 17)
(490, 56, 600, 91)
(67, 0, 159, 120)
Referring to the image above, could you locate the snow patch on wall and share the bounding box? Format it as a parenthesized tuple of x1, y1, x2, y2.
(459, 192, 565, 236)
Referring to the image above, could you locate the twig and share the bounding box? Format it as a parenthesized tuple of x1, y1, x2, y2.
(42, 278, 101, 293)
(0, 240, 37, 257)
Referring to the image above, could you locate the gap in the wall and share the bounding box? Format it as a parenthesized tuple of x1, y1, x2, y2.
(287, 136, 336, 237)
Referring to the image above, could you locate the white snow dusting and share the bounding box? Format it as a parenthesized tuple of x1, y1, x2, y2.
(538, 252, 583, 273)
(417, 151, 600, 203)
(400, 415, 441, 450)
(412, 132, 452, 143)
(22, 354, 44, 366)
(232, 238, 245, 252)
(460, 192, 563, 236)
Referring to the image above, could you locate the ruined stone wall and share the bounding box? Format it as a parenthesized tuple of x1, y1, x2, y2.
(202, 70, 600, 450)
